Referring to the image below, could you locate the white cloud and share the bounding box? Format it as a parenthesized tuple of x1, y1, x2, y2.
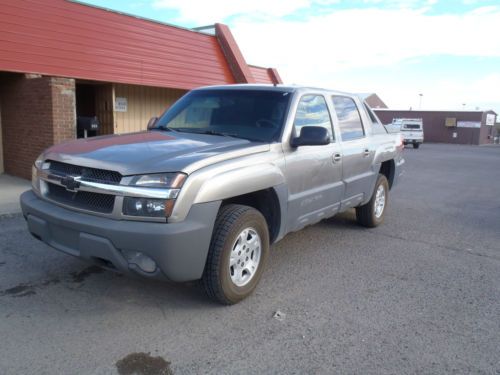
(150, 0, 500, 111)
(231, 7, 500, 71)
(228, 6, 500, 111)
(470, 5, 499, 14)
(372, 74, 500, 111)
(152, 0, 500, 71)
(152, 0, 311, 24)
(362, 0, 432, 8)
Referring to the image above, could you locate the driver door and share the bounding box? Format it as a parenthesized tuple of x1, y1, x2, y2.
(283, 94, 345, 232)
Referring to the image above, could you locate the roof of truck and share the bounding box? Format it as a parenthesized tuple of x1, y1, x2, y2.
(194, 84, 355, 96)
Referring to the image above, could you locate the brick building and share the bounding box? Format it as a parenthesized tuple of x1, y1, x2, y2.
(0, 0, 282, 179)
(374, 109, 498, 145)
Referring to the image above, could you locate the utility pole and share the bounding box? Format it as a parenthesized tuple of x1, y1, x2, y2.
(418, 93, 423, 109)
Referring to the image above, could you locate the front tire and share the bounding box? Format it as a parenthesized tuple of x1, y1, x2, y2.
(413, 143, 420, 149)
(202, 204, 269, 305)
(356, 174, 389, 228)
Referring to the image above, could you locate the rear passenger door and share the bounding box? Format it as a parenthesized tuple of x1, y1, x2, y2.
(331, 95, 376, 209)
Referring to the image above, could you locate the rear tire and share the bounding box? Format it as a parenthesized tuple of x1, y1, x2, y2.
(413, 143, 420, 149)
(202, 204, 269, 305)
(356, 174, 389, 228)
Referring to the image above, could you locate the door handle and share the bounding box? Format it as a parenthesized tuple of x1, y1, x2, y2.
(332, 153, 342, 163)
(363, 149, 370, 157)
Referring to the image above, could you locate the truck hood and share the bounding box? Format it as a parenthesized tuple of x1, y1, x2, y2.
(44, 131, 270, 175)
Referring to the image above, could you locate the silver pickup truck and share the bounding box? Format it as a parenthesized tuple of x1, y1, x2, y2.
(21, 85, 404, 304)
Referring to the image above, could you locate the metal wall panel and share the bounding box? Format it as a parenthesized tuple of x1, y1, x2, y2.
(0, 0, 236, 90)
(114, 84, 185, 134)
(249, 66, 274, 84)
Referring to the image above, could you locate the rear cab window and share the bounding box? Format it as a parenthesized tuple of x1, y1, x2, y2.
(403, 124, 422, 130)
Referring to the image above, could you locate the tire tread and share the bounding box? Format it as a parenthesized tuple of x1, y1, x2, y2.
(356, 174, 389, 228)
(202, 204, 255, 305)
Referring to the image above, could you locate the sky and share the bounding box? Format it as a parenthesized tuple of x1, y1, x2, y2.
(79, 0, 500, 114)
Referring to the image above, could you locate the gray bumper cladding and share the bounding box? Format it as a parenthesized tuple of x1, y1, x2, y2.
(20, 190, 221, 282)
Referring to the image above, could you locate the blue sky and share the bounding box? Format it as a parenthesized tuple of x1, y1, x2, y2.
(79, 0, 500, 113)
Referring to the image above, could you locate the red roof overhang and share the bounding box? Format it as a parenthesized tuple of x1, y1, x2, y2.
(0, 0, 237, 89)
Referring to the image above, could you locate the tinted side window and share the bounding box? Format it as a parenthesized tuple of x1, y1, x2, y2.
(332, 96, 364, 141)
(294, 95, 334, 141)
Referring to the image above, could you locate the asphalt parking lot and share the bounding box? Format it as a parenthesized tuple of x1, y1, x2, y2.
(0, 143, 499, 375)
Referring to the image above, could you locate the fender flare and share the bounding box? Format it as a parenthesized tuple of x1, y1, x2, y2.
(194, 164, 285, 203)
(169, 163, 286, 223)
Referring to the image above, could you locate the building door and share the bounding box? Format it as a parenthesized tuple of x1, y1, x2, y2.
(75, 83, 98, 138)
(0, 101, 4, 174)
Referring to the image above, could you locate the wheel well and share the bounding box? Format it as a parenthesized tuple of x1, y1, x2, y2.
(380, 160, 395, 189)
(221, 188, 281, 244)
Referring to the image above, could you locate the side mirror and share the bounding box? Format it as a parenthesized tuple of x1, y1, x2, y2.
(291, 126, 330, 147)
(147, 117, 159, 130)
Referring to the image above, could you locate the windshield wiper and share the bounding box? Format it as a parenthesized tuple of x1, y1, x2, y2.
(173, 128, 239, 138)
(151, 125, 172, 132)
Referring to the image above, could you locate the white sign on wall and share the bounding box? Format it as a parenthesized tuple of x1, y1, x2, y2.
(457, 121, 481, 128)
(115, 97, 128, 112)
(486, 114, 495, 126)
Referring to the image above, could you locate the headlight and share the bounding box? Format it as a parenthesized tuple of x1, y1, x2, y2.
(129, 173, 186, 188)
(34, 154, 44, 169)
(34, 154, 50, 170)
(123, 173, 186, 218)
(32, 154, 48, 192)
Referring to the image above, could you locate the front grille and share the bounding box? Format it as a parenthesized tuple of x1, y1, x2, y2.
(46, 184, 115, 214)
(48, 160, 122, 184)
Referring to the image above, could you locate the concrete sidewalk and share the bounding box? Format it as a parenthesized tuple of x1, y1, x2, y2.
(0, 174, 31, 215)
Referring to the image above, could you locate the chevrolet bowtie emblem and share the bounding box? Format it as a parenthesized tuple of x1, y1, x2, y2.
(61, 176, 81, 192)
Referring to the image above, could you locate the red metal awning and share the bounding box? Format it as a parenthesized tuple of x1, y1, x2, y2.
(0, 0, 237, 89)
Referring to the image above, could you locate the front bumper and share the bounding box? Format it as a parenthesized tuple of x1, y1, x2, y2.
(21, 190, 220, 282)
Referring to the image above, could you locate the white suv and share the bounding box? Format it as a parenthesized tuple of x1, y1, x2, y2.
(392, 118, 424, 149)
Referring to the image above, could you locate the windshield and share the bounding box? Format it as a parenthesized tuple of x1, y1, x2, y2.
(155, 89, 291, 142)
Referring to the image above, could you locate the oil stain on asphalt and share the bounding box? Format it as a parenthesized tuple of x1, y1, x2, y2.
(0, 265, 104, 298)
(116, 352, 173, 375)
(0, 278, 60, 298)
(70, 265, 104, 283)
(0, 284, 36, 297)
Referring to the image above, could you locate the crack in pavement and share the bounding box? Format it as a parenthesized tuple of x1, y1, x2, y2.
(366, 230, 500, 262)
